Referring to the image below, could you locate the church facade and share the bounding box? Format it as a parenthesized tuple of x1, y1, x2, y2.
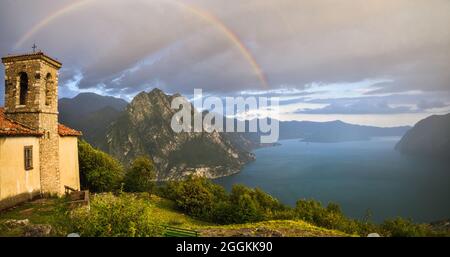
(0, 51, 81, 210)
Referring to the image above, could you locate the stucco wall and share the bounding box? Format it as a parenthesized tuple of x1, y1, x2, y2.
(59, 136, 80, 194)
(0, 137, 41, 208)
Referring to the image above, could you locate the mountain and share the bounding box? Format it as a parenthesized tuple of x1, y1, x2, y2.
(58, 90, 412, 180)
(59, 92, 410, 148)
(395, 113, 450, 159)
(58, 93, 128, 146)
(279, 120, 410, 142)
(105, 89, 255, 180)
(59, 92, 128, 117)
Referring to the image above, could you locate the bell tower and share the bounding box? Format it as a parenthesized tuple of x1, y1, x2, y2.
(2, 51, 62, 194)
(2, 51, 61, 128)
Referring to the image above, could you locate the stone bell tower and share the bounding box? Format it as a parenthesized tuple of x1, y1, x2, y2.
(2, 51, 62, 194)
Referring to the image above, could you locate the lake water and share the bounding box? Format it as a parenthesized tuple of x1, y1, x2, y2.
(215, 137, 450, 223)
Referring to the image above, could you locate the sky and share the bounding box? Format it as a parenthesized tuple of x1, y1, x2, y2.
(0, 0, 449, 126)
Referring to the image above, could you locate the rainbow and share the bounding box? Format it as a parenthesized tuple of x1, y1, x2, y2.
(14, 0, 268, 89)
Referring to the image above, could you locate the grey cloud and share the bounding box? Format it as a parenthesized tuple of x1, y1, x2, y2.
(296, 100, 415, 115)
(417, 100, 448, 110)
(0, 0, 449, 99)
(284, 91, 450, 115)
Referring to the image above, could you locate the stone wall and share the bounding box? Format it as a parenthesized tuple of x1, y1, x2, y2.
(39, 112, 60, 194)
(2, 53, 62, 195)
(3, 58, 59, 116)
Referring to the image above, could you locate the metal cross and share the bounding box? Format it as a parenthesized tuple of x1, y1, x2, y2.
(32, 43, 37, 53)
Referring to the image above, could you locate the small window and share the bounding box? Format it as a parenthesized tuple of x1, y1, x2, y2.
(45, 73, 53, 106)
(24, 146, 33, 170)
(18, 72, 28, 105)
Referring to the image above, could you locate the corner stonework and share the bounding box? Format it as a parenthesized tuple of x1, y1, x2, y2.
(1, 52, 62, 194)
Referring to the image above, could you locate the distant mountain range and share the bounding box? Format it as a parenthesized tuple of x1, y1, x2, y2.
(59, 93, 128, 147)
(279, 120, 410, 142)
(58, 90, 412, 179)
(396, 113, 450, 159)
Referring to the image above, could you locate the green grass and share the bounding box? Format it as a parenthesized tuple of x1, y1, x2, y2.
(196, 220, 353, 237)
(145, 195, 212, 228)
(135, 195, 352, 236)
(0, 194, 352, 237)
(0, 198, 69, 236)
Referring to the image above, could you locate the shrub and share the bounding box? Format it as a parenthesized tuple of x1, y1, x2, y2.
(294, 199, 370, 235)
(159, 178, 442, 237)
(78, 140, 125, 192)
(253, 188, 284, 213)
(230, 191, 263, 223)
(381, 218, 431, 237)
(124, 156, 156, 193)
(161, 179, 289, 224)
(163, 176, 227, 219)
(211, 201, 235, 224)
(326, 202, 343, 215)
(294, 199, 324, 224)
(227, 185, 266, 223)
(69, 193, 162, 237)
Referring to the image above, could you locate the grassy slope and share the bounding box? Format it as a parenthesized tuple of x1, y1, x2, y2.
(0, 198, 68, 236)
(0, 195, 351, 237)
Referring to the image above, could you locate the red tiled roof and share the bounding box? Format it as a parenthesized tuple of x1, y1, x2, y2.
(58, 124, 82, 137)
(0, 108, 82, 137)
(0, 108, 43, 137)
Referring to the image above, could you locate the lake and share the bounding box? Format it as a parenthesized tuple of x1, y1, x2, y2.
(214, 137, 450, 223)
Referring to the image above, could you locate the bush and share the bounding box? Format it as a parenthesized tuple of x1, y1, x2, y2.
(78, 140, 125, 192)
(160, 179, 285, 224)
(124, 156, 156, 193)
(230, 189, 263, 223)
(381, 218, 431, 237)
(70, 193, 162, 237)
(227, 185, 278, 223)
(294, 199, 372, 235)
(162, 176, 227, 219)
(211, 200, 235, 224)
(159, 179, 443, 237)
(294, 199, 324, 224)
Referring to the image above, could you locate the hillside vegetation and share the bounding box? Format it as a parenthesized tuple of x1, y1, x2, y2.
(0, 194, 348, 237)
(2, 140, 447, 237)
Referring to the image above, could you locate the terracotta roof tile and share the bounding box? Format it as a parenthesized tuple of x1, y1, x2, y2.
(58, 124, 82, 137)
(0, 108, 82, 137)
(0, 108, 43, 136)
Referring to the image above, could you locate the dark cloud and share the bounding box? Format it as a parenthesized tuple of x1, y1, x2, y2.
(0, 0, 449, 119)
(0, 0, 449, 96)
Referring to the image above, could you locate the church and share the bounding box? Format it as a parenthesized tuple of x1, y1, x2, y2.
(0, 51, 81, 210)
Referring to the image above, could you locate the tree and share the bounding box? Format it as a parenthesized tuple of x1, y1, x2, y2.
(78, 140, 125, 192)
(175, 176, 216, 218)
(233, 193, 262, 223)
(229, 185, 264, 223)
(124, 156, 156, 193)
(161, 176, 227, 220)
(381, 218, 430, 237)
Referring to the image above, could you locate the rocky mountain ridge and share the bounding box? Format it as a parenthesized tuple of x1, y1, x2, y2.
(105, 88, 255, 180)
